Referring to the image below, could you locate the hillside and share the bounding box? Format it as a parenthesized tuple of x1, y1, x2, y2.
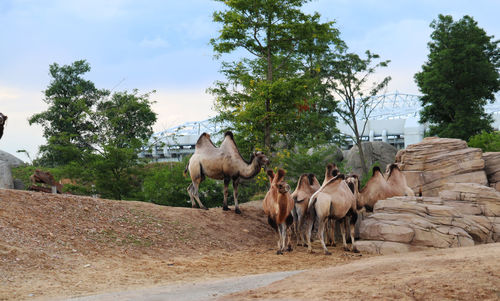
(0, 189, 365, 300)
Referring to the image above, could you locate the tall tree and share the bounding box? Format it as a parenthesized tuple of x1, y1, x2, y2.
(209, 0, 343, 152)
(325, 50, 391, 176)
(29, 60, 109, 166)
(415, 14, 500, 141)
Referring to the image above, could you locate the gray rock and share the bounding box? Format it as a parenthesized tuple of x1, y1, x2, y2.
(0, 161, 14, 189)
(13, 179, 25, 190)
(0, 150, 24, 168)
(346, 141, 397, 176)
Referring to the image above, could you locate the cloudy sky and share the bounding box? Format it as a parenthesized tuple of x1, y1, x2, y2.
(0, 0, 499, 161)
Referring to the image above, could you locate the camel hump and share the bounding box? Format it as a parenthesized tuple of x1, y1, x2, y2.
(388, 163, 399, 173)
(196, 133, 216, 148)
(323, 173, 345, 188)
(372, 166, 382, 175)
(224, 131, 234, 139)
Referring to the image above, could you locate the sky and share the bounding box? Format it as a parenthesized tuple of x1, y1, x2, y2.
(1, 0, 499, 162)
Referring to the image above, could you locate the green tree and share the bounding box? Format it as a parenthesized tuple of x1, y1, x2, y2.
(325, 50, 391, 176)
(415, 14, 500, 141)
(29, 60, 109, 166)
(468, 131, 500, 152)
(209, 0, 343, 153)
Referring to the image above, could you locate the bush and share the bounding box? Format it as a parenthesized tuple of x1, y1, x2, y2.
(468, 131, 500, 152)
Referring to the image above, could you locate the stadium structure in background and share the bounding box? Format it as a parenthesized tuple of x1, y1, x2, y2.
(140, 92, 500, 162)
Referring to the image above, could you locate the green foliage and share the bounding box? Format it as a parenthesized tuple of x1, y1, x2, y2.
(468, 131, 500, 152)
(29, 60, 109, 166)
(209, 0, 343, 153)
(415, 14, 500, 141)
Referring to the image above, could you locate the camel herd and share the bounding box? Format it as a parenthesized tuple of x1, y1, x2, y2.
(185, 132, 414, 255)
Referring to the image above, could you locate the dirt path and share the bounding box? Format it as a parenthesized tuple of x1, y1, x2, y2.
(65, 270, 303, 301)
(222, 243, 500, 301)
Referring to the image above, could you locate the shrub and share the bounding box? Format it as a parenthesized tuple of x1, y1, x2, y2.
(468, 131, 500, 152)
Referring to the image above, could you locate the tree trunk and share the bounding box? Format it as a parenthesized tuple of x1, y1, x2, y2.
(351, 116, 369, 176)
(264, 21, 272, 149)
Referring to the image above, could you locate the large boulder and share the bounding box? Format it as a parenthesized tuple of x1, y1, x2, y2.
(0, 161, 14, 189)
(0, 150, 25, 189)
(0, 149, 24, 168)
(395, 137, 488, 196)
(354, 184, 500, 255)
(346, 141, 397, 176)
(307, 144, 344, 163)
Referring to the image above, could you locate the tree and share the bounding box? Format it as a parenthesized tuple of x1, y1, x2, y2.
(325, 50, 391, 176)
(29, 60, 109, 166)
(415, 14, 500, 141)
(30, 60, 158, 200)
(209, 0, 343, 152)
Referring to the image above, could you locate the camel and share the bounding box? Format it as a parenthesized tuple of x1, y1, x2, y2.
(291, 173, 320, 246)
(385, 163, 415, 197)
(0, 113, 7, 140)
(185, 131, 268, 214)
(263, 169, 294, 254)
(357, 165, 413, 212)
(306, 173, 359, 254)
(322, 163, 339, 186)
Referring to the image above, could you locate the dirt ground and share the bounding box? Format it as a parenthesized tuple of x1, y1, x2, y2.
(1, 189, 499, 300)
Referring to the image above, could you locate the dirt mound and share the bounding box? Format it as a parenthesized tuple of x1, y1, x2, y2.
(0, 189, 366, 300)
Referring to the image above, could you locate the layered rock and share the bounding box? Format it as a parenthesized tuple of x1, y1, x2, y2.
(395, 137, 488, 196)
(355, 183, 500, 255)
(483, 152, 500, 191)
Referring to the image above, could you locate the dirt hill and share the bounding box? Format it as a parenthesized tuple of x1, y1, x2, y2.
(0, 189, 366, 300)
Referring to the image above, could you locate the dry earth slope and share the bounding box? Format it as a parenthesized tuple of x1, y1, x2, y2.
(0, 189, 365, 300)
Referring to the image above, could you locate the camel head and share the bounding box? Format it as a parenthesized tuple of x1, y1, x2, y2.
(0, 113, 7, 126)
(267, 169, 290, 194)
(292, 173, 320, 203)
(253, 151, 269, 167)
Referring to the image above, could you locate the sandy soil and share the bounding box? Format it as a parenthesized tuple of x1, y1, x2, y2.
(1, 189, 499, 300)
(0, 189, 365, 300)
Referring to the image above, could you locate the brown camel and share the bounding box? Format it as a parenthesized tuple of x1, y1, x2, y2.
(306, 174, 359, 254)
(185, 131, 268, 214)
(385, 163, 415, 197)
(0, 113, 7, 140)
(263, 169, 294, 254)
(357, 165, 414, 212)
(291, 173, 320, 246)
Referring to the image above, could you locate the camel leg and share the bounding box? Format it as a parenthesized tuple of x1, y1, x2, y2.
(297, 213, 305, 246)
(189, 179, 207, 210)
(318, 218, 330, 255)
(286, 224, 293, 252)
(232, 179, 241, 214)
(340, 219, 348, 251)
(306, 216, 315, 253)
(187, 183, 196, 208)
(277, 223, 286, 255)
(292, 208, 299, 247)
(350, 213, 359, 253)
(222, 178, 230, 211)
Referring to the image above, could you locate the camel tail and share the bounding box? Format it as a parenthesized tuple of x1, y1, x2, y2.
(183, 162, 189, 177)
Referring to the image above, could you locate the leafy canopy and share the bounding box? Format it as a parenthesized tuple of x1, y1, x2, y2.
(209, 0, 343, 153)
(415, 14, 500, 141)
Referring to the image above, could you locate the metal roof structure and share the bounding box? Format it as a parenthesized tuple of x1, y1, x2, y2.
(152, 92, 500, 138)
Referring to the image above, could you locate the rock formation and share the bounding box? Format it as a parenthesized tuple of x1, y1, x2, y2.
(483, 152, 500, 191)
(395, 137, 488, 196)
(354, 183, 500, 255)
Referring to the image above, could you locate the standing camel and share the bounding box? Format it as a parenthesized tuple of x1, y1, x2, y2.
(291, 173, 320, 246)
(385, 163, 415, 197)
(185, 131, 268, 214)
(306, 174, 359, 254)
(263, 169, 294, 254)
